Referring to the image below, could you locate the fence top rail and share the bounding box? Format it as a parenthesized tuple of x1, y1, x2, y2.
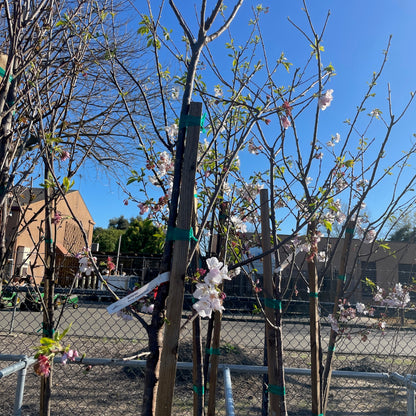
(0, 355, 412, 390)
(0, 355, 399, 379)
(0, 356, 36, 379)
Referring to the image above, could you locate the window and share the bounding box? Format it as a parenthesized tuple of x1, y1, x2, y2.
(398, 264, 416, 285)
(398, 264, 416, 301)
(361, 261, 376, 297)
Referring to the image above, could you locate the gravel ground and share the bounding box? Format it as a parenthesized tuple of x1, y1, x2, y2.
(0, 332, 411, 415)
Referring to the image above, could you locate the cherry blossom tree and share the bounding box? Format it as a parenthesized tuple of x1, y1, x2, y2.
(3, 0, 416, 415)
(0, 1, 165, 414)
(117, 1, 416, 415)
(76, 0, 416, 414)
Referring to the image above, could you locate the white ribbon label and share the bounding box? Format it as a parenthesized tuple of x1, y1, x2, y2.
(107, 271, 170, 314)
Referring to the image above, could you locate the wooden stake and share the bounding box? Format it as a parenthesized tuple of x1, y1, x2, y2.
(155, 102, 202, 416)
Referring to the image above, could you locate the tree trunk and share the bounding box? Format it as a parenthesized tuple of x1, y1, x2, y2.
(40, 156, 55, 416)
(322, 221, 355, 414)
(260, 189, 287, 416)
(307, 221, 322, 416)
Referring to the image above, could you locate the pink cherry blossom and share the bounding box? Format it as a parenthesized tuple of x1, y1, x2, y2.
(280, 115, 291, 129)
(248, 140, 263, 155)
(282, 101, 292, 117)
(214, 86, 223, 97)
(355, 302, 367, 315)
(328, 314, 339, 333)
(138, 203, 149, 216)
(192, 256, 231, 318)
(363, 229, 376, 244)
(318, 89, 334, 111)
(52, 211, 62, 224)
(61, 349, 79, 365)
(141, 304, 154, 314)
(60, 150, 70, 162)
(34, 355, 51, 377)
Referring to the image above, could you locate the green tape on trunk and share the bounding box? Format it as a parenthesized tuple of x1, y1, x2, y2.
(0, 67, 13, 82)
(263, 298, 282, 311)
(337, 274, 346, 282)
(179, 113, 201, 129)
(166, 226, 197, 242)
(205, 347, 221, 356)
(309, 292, 319, 298)
(345, 227, 355, 235)
(267, 384, 286, 396)
(192, 385, 204, 395)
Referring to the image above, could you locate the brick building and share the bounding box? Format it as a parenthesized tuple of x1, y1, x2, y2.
(225, 234, 416, 303)
(4, 188, 94, 283)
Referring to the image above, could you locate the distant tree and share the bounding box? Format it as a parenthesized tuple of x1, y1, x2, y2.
(388, 212, 416, 242)
(389, 224, 416, 242)
(92, 227, 124, 252)
(121, 218, 164, 254)
(108, 216, 129, 230)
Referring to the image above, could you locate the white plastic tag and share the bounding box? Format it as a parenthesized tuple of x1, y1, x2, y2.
(106, 271, 170, 314)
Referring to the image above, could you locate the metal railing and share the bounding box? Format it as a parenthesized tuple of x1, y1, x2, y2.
(224, 367, 235, 416)
(2, 354, 415, 416)
(0, 355, 36, 416)
(2, 291, 416, 414)
(222, 365, 416, 416)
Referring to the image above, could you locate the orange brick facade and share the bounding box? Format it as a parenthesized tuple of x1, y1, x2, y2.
(5, 189, 94, 283)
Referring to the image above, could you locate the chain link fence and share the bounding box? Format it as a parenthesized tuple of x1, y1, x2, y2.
(1, 284, 416, 415)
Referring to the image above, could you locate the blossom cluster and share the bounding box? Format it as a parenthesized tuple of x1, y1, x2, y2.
(192, 257, 231, 318)
(318, 89, 334, 111)
(327, 286, 410, 341)
(374, 283, 410, 309)
(236, 182, 264, 205)
(135, 151, 175, 219)
(327, 299, 373, 335)
(322, 199, 347, 226)
(34, 326, 79, 378)
(247, 139, 264, 155)
(51, 211, 71, 225)
(279, 100, 292, 129)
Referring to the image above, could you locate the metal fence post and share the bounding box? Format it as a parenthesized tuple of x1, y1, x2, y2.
(14, 356, 30, 416)
(223, 367, 235, 416)
(406, 375, 415, 416)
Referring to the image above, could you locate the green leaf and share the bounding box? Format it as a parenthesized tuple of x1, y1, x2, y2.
(323, 219, 332, 232)
(363, 277, 376, 291)
(324, 63, 335, 73)
(40, 337, 55, 346)
(62, 177, 74, 193)
(57, 324, 72, 341)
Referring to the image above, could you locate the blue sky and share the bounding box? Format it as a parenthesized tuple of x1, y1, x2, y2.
(74, 0, 416, 229)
